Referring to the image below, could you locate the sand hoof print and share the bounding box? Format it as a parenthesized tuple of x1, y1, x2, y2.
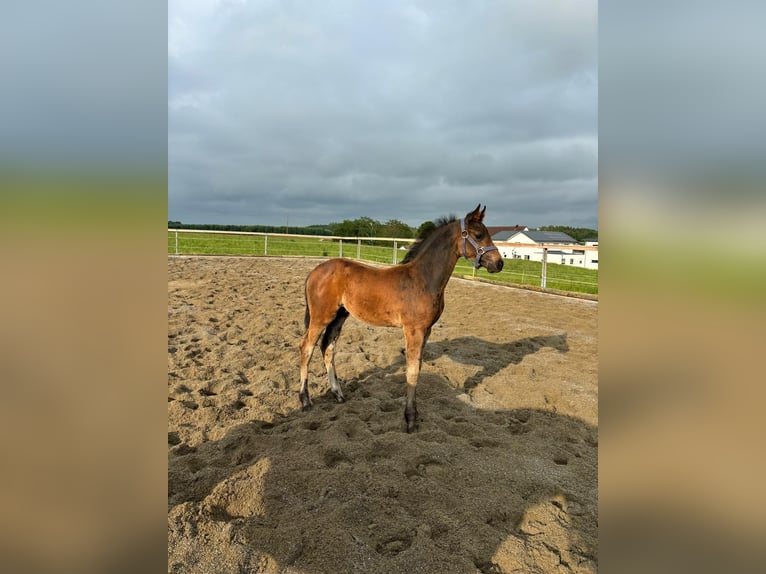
(375, 532, 414, 556)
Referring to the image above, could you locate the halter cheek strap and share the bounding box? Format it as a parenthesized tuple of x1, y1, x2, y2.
(460, 218, 498, 268)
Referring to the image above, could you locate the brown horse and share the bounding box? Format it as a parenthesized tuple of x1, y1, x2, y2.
(298, 205, 504, 432)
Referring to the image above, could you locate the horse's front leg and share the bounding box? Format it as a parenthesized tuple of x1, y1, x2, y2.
(403, 326, 431, 433)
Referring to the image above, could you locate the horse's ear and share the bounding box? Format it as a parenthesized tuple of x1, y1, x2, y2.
(467, 204, 483, 222)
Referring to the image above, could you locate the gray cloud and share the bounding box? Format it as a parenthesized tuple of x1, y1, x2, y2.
(169, 0, 597, 228)
(0, 1, 166, 169)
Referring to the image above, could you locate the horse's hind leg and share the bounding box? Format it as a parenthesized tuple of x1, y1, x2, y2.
(299, 318, 329, 411)
(321, 307, 349, 403)
(300, 264, 345, 410)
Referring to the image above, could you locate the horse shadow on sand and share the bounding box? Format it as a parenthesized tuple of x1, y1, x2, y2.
(421, 333, 569, 391)
(168, 333, 597, 574)
(339, 333, 570, 398)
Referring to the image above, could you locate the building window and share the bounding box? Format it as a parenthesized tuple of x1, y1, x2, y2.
(591, 259, 598, 264)
(570, 258, 574, 264)
(524, 255, 530, 260)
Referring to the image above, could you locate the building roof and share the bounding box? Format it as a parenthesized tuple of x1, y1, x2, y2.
(486, 225, 527, 238)
(491, 230, 519, 241)
(500, 230, 579, 244)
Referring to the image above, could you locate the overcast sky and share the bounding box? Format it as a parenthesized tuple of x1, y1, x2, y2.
(169, 0, 597, 229)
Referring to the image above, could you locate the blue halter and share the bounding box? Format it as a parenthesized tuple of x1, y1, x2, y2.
(460, 218, 498, 268)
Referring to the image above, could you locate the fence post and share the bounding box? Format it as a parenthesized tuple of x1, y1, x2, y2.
(264, 235, 268, 256)
(541, 248, 548, 288)
(174, 230, 178, 255)
(357, 239, 361, 259)
(339, 239, 343, 257)
(392, 241, 397, 264)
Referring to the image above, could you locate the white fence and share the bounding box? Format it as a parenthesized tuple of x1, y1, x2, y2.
(496, 242, 599, 271)
(168, 229, 598, 295)
(168, 228, 415, 265)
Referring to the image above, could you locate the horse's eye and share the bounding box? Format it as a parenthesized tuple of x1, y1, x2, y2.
(475, 233, 484, 240)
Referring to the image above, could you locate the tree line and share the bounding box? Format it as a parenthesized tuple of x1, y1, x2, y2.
(167, 217, 423, 238)
(539, 225, 598, 242)
(327, 217, 419, 239)
(168, 219, 597, 242)
(167, 221, 334, 236)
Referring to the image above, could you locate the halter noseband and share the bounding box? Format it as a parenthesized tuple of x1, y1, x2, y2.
(460, 218, 498, 268)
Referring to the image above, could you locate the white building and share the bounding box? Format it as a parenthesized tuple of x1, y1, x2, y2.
(493, 230, 599, 270)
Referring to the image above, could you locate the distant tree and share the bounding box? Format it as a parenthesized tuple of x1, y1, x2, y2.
(380, 219, 414, 238)
(357, 216, 380, 238)
(539, 225, 598, 242)
(329, 219, 358, 237)
(168, 220, 182, 228)
(304, 225, 333, 235)
(416, 220, 436, 238)
(329, 216, 385, 238)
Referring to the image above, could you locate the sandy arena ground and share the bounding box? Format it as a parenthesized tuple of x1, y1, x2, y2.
(168, 256, 598, 573)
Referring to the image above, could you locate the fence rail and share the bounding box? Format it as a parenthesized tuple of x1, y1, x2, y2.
(168, 229, 598, 296)
(168, 228, 413, 264)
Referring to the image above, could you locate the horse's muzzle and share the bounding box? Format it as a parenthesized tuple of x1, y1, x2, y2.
(485, 257, 504, 273)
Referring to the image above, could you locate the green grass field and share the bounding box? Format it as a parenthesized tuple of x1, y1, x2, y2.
(453, 258, 598, 294)
(168, 230, 598, 295)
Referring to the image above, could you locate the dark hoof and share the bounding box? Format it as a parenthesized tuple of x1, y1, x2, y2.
(333, 394, 346, 404)
(404, 408, 418, 433)
(299, 390, 312, 411)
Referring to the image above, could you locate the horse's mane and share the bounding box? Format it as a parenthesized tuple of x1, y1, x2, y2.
(401, 214, 456, 264)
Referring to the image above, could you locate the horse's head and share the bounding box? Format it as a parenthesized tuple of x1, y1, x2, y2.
(460, 205, 504, 273)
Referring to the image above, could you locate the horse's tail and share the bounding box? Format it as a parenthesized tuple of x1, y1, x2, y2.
(303, 280, 310, 329)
